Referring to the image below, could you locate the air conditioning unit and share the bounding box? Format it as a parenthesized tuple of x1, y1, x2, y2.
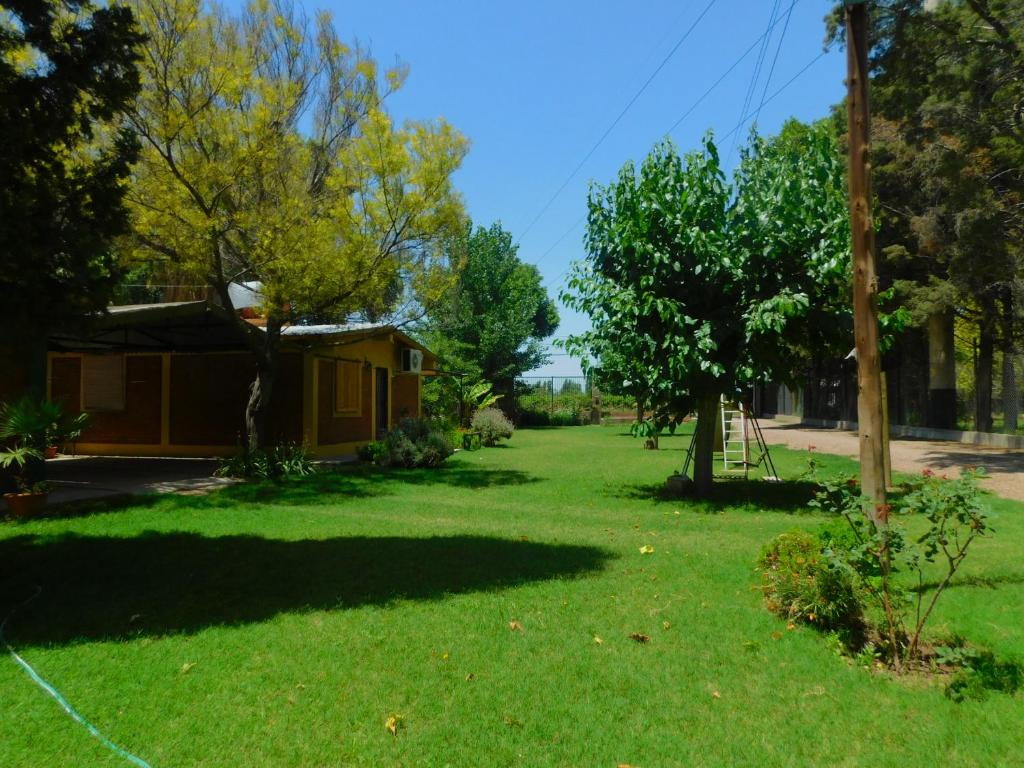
(401, 348, 423, 374)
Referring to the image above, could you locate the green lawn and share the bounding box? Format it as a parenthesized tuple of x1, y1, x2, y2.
(2, 426, 1022, 767)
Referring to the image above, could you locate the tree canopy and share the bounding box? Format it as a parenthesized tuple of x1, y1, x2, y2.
(125, 0, 468, 446)
(423, 221, 559, 385)
(0, 0, 143, 334)
(563, 124, 851, 495)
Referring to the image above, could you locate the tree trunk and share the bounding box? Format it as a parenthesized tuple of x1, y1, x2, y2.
(1002, 294, 1017, 434)
(976, 315, 995, 433)
(926, 310, 957, 430)
(692, 392, 720, 498)
(1003, 351, 1017, 434)
(245, 315, 282, 452)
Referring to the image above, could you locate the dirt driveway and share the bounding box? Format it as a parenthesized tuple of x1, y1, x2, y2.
(759, 420, 1024, 501)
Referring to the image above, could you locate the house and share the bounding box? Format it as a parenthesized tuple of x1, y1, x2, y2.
(44, 300, 436, 457)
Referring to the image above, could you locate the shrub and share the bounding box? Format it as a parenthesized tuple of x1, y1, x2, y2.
(790, 468, 992, 671)
(757, 530, 863, 636)
(368, 418, 454, 468)
(471, 407, 514, 446)
(215, 443, 317, 479)
(357, 441, 388, 464)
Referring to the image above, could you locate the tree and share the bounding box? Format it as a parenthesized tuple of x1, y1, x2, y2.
(125, 0, 468, 449)
(564, 125, 851, 496)
(839, 0, 1024, 432)
(0, 0, 143, 345)
(422, 221, 559, 387)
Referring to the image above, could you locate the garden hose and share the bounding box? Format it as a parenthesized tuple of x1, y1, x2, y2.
(2, 586, 153, 768)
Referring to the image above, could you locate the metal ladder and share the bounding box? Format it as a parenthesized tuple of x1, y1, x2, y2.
(720, 399, 750, 475)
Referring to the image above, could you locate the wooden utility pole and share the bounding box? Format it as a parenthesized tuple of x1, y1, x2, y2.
(845, 0, 888, 513)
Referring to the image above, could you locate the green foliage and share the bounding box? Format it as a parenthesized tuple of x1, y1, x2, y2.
(810, 469, 992, 668)
(563, 124, 851, 492)
(0, 445, 44, 493)
(357, 441, 389, 464)
(470, 407, 514, 446)
(758, 530, 863, 636)
(215, 444, 317, 480)
(0, 396, 88, 451)
(0, 0, 144, 332)
(422, 221, 559, 383)
(373, 418, 454, 468)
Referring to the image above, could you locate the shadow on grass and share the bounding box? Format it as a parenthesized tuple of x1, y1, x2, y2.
(0, 532, 612, 647)
(613, 478, 820, 512)
(202, 464, 539, 506)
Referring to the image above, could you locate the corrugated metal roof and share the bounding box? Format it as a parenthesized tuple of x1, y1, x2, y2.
(280, 322, 385, 336)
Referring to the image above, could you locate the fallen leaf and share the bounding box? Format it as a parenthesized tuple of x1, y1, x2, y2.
(771, 631, 783, 641)
(629, 632, 650, 644)
(593, 635, 603, 645)
(712, 690, 721, 699)
(385, 713, 403, 736)
(639, 545, 655, 555)
(465, 673, 476, 681)
(618, 764, 638, 768)
(509, 620, 523, 632)
(519, 535, 530, 541)
(503, 715, 523, 728)
(441, 652, 449, 661)
(786, 623, 796, 631)
(662, 621, 671, 631)
(180, 662, 196, 674)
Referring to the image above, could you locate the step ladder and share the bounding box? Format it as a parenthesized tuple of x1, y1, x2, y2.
(720, 399, 750, 473)
(679, 396, 780, 483)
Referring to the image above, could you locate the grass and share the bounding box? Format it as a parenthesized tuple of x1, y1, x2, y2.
(1, 426, 1022, 767)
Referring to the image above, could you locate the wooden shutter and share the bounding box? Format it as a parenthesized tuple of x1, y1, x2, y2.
(82, 354, 126, 412)
(334, 361, 361, 415)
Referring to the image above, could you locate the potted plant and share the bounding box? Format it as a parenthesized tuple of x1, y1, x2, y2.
(1, 445, 50, 518)
(46, 410, 90, 457)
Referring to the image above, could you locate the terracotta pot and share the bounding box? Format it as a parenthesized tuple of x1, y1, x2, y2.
(45, 446, 59, 460)
(3, 491, 48, 519)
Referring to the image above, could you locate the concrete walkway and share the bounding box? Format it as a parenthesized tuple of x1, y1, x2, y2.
(2, 456, 236, 513)
(760, 419, 1024, 501)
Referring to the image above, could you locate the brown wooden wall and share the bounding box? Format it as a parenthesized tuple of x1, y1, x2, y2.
(317, 359, 372, 445)
(169, 353, 302, 446)
(50, 352, 302, 449)
(51, 355, 163, 444)
(391, 374, 419, 423)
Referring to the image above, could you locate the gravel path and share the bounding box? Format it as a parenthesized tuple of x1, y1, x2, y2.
(758, 419, 1024, 501)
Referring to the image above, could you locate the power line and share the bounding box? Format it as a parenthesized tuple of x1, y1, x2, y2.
(541, 44, 832, 301)
(751, 0, 796, 127)
(727, 0, 782, 162)
(534, 0, 802, 286)
(720, 46, 831, 144)
(516, 0, 720, 246)
(663, 0, 800, 137)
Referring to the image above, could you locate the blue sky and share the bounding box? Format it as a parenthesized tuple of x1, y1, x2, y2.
(325, 0, 847, 376)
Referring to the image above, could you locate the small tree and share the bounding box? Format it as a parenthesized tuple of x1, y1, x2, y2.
(564, 125, 851, 496)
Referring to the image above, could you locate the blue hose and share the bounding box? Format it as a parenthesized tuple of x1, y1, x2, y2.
(2, 587, 153, 768)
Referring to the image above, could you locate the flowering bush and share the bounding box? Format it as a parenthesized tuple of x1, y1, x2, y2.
(471, 407, 514, 446)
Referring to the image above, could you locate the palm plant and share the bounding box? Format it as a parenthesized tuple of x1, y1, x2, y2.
(0, 445, 44, 493)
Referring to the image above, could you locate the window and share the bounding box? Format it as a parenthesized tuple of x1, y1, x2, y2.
(82, 354, 126, 412)
(334, 360, 362, 415)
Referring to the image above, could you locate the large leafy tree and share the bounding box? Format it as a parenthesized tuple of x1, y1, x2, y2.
(564, 125, 851, 496)
(0, 0, 143, 346)
(423, 221, 559, 387)
(125, 0, 468, 448)
(837, 0, 1024, 432)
